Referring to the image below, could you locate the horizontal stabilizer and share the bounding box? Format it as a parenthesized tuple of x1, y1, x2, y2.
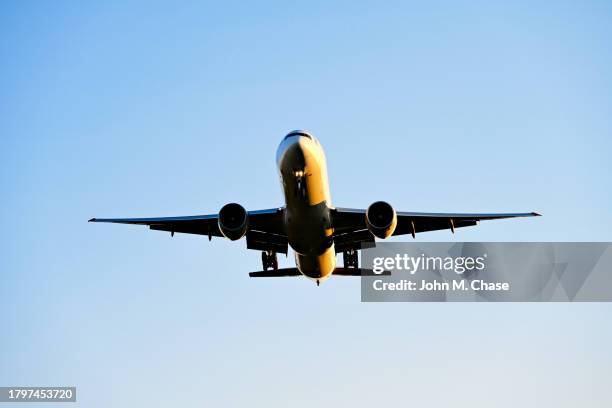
(249, 268, 301, 277)
(248, 267, 391, 277)
(333, 268, 391, 276)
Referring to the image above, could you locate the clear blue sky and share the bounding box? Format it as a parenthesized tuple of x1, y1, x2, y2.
(1, 1, 611, 407)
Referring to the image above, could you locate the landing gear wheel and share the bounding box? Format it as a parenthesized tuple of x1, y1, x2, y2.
(343, 248, 359, 269)
(261, 251, 278, 271)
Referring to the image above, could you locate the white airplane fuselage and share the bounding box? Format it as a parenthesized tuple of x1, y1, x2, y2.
(276, 131, 336, 282)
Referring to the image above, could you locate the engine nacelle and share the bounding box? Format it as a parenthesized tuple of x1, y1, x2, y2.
(366, 201, 397, 239)
(218, 203, 249, 240)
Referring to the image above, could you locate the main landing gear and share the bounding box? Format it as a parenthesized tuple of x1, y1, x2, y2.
(343, 248, 359, 269)
(261, 250, 278, 271)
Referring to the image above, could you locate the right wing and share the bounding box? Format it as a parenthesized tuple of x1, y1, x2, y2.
(90, 213, 224, 236)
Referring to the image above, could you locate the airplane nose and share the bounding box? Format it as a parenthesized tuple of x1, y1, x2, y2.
(276, 131, 315, 167)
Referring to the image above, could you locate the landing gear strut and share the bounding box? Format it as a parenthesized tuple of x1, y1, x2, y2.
(293, 169, 307, 198)
(261, 251, 278, 271)
(343, 248, 359, 269)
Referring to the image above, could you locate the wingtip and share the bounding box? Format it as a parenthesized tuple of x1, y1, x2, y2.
(88, 218, 96, 222)
(532, 212, 542, 216)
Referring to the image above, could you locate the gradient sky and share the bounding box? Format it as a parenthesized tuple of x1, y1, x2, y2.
(1, 1, 611, 407)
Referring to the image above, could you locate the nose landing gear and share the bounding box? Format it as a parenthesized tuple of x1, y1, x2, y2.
(261, 251, 278, 271)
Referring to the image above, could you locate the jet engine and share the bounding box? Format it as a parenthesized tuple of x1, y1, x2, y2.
(218, 203, 249, 240)
(366, 201, 397, 239)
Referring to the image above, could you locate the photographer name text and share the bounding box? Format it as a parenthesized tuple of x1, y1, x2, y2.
(372, 279, 510, 292)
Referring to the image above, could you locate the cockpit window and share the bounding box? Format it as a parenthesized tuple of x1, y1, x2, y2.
(284, 130, 312, 140)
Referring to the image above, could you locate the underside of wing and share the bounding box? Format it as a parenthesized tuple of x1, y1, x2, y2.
(90, 207, 288, 253)
(89, 214, 224, 236)
(394, 211, 540, 237)
(332, 207, 540, 249)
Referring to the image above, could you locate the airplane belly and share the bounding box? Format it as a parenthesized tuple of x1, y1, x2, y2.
(295, 246, 336, 280)
(285, 202, 332, 255)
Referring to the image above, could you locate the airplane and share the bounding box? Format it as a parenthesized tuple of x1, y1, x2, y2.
(90, 130, 540, 286)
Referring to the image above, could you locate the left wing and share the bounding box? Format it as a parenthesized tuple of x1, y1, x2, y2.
(89, 207, 288, 253)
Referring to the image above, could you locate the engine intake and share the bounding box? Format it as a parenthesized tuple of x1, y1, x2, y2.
(366, 201, 397, 239)
(218, 203, 249, 240)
